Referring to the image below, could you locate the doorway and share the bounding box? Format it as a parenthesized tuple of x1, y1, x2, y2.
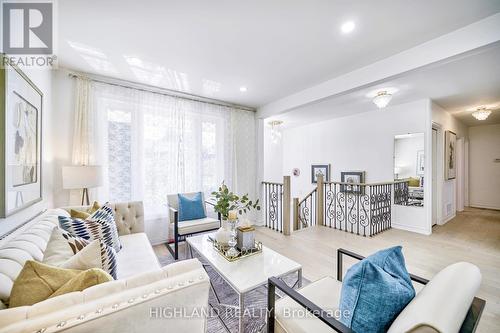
(432, 128, 438, 226)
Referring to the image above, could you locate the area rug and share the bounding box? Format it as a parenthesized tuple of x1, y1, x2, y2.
(158, 244, 309, 333)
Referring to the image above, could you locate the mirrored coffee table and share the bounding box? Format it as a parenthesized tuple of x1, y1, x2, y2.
(186, 233, 302, 333)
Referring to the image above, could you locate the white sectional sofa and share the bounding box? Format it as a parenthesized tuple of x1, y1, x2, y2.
(0, 202, 210, 333)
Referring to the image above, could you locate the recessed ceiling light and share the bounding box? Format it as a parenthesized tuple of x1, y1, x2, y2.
(341, 21, 355, 34)
(239, 86, 247, 92)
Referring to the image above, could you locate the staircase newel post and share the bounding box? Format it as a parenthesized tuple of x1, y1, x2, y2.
(293, 198, 299, 231)
(283, 176, 291, 236)
(317, 174, 324, 226)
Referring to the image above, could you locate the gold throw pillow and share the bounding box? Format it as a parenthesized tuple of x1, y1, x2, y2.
(70, 201, 101, 219)
(9, 260, 111, 308)
(49, 268, 112, 299)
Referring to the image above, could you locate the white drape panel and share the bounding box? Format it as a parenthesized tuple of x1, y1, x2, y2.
(88, 83, 256, 239)
(72, 78, 96, 165)
(70, 77, 102, 204)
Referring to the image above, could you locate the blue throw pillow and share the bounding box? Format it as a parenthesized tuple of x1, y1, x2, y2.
(178, 192, 206, 222)
(339, 246, 415, 333)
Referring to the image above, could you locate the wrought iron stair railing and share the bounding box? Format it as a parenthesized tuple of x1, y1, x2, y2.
(262, 176, 291, 235)
(296, 188, 317, 230)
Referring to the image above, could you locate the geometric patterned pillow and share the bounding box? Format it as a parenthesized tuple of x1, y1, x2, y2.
(59, 203, 121, 253)
(60, 229, 91, 254)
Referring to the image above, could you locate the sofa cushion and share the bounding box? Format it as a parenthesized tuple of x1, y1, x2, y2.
(178, 192, 206, 221)
(116, 233, 160, 279)
(339, 246, 415, 333)
(174, 217, 220, 235)
(59, 203, 122, 252)
(62, 239, 118, 279)
(275, 276, 342, 333)
(388, 262, 481, 333)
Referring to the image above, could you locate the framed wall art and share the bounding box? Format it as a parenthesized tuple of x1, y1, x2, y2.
(1, 56, 43, 217)
(445, 130, 456, 180)
(341, 171, 365, 194)
(311, 164, 330, 183)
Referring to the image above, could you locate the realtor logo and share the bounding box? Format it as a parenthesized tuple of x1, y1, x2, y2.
(2, 2, 53, 54)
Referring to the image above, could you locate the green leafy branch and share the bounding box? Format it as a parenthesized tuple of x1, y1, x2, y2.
(211, 182, 261, 219)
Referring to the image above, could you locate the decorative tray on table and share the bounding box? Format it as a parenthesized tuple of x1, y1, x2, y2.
(208, 236, 262, 262)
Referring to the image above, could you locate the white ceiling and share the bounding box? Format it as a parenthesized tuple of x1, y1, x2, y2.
(271, 42, 500, 127)
(58, 0, 500, 108)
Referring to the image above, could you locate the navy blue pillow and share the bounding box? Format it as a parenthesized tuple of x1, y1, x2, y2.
(339, 246, 415, 333)
(178, 192, 206, 221)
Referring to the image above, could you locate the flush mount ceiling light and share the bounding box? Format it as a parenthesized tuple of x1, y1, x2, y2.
(472, 107, 492, 120)
(239, 86, 248, 92)
(268, 120, 283, 144)
(372, 91, 393, 109)
(341, 21, 356, 34)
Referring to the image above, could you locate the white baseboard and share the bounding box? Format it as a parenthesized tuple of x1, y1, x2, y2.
(391, 223, 431, 235)
(469, 204, 500, 211)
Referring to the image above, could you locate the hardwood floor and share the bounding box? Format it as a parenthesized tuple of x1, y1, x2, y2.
(254, 207, 500, 333)
(153, 208, 499, 332)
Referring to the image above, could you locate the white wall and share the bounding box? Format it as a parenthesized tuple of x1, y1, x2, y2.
(0, 68, 54, 236)
(431, 102, 468, 224)
(263, 124, 283, 183)
(469, 124, 500, 210)
(267, 99, 432, 234)
(51, 69, 76, 207)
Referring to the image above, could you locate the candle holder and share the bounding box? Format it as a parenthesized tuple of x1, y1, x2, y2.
(226, 218, 239, 258)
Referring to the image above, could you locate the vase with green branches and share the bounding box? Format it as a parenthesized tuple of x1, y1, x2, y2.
(211, 182, 261, 220)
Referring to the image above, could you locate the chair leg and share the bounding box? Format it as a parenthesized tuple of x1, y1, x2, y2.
(174, 236, 179, 260)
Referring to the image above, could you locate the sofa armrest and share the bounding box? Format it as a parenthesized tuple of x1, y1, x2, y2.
(267, 277, 353, 333)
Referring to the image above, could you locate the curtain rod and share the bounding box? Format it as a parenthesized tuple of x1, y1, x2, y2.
(67, 71, 256, 112)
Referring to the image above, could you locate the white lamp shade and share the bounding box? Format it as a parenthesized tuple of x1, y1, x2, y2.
(62, 166, 103, 189)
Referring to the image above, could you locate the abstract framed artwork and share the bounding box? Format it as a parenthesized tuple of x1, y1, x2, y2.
(0, 56, 43, 217)
(445, 130, 456, 180)
(341, 171, 365, 194)
(311, 164, 330, 183)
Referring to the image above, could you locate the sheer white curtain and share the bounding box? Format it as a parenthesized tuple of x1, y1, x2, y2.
(87, 82, 256, 242)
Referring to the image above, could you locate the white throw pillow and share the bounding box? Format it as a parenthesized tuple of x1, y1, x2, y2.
(42, 228, 76, 266)
(61, 239, 118, 279)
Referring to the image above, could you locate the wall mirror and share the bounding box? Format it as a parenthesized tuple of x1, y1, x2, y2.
(394, 133, 424, 207)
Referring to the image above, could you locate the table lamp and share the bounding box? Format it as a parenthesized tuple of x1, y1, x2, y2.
(62, 165, 103, 205)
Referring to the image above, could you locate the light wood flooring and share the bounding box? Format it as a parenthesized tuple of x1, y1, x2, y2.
(154, 207, 500, 332)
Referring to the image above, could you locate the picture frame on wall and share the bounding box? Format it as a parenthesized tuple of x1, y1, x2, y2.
(341, 171, 365, 194)
(445, 130, 456, 180)
(416, 150, 425, 176)
(0, 55, 43, 217)
(311, 164, 330, 183)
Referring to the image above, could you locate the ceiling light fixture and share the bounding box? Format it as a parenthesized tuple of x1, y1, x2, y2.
(268, 120, 283, 144)
(372, 91, 393, 109)
(472, 107, 492, 121)
(239, 86, 247, 92)
(341, 21, 356, 34)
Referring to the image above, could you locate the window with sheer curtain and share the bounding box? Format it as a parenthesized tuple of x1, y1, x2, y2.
(91, 82, 256, 217)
